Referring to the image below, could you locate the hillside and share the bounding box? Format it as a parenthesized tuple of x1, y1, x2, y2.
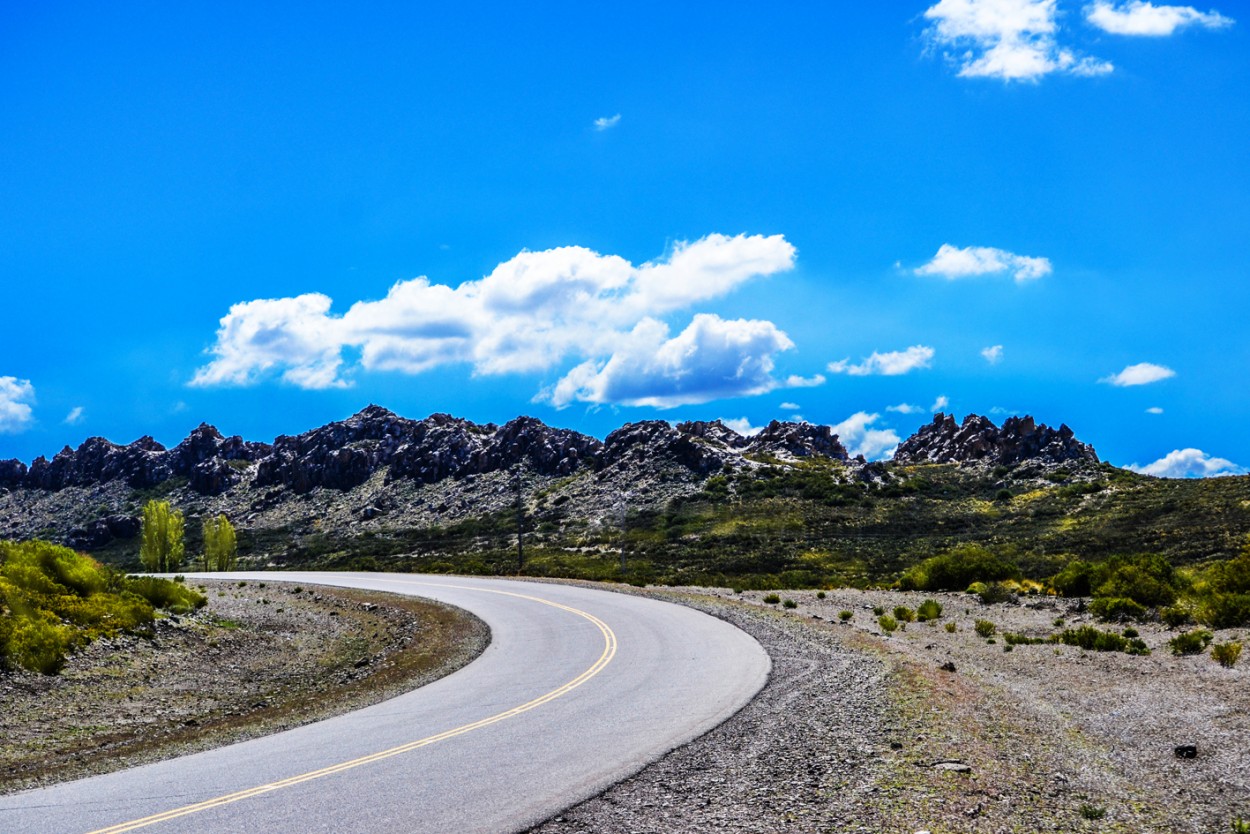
(1, 407, 1248, 587)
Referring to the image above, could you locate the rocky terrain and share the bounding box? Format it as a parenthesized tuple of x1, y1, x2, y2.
(531, 584, 1250, 834)
(893, 412, 1098, 466)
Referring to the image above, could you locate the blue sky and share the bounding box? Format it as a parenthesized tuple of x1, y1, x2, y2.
(2, 0, 1247, 477)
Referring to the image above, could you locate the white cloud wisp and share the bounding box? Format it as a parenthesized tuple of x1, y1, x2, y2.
(981, 344, 1004, 363)
(0, 377, 35, 434)
(1129, 448, 1245, 478)
(1100, 362, 1176, 386)
(1087, 1, 1234, 35)
(923, 0, 1113, 81)
(916, 244, 1052, 283)
(193, 234, 799, 409)
(593, 114, 622, 131)
(828, 345, 935, 377)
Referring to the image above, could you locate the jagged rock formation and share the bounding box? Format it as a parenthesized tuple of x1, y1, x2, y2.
(892, 413, 1099, 467)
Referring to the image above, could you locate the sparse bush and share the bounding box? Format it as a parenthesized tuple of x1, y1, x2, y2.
(1200, 593, 1250, 630)
(1123, 627, 1139, 639)
(1003, 632, 1046, 645)
(995, 489, 1013, 502)
(974, 619, 996, 638)
(1053, 617, 1066, 627)
(873, 605, 885, 616)
(1080, 804, 1107, 820)
(944, 622, 957, 633)
(898, 545, 1020, 592)
(1057, 625, 1149, 655)
(1169, 630, 1214, 656)
(917, 599, 943, 620)
(978, 582, 1016, 605)
(782, 598, 797, 609)
(763, 593, 781, 605)
(878, 615, 898, 633)
(1212, 641, 1242, 668)
(816, 591, 826, 600)
(839, 610, 853, 622)
(1232, 817, 1250, 833)
(1161, 604, 1193, 628)
(893, 605, 916, 623)
(1089, 596, 1148, 623)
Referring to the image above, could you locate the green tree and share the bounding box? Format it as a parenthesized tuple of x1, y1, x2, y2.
(200, 514, 237, 571)
(139, 500, 184, 573)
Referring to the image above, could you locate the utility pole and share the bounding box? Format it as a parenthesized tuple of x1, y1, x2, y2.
(514, 465, 524, 573)
(617, 492, 631, 579)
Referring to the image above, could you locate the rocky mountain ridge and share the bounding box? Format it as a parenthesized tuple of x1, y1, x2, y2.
(893, 413, 1098, 467)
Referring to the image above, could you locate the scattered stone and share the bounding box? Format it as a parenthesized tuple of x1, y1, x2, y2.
(1174, 745, 1198, 759)
(930, 761, 973, 773)
(940, 661, 957, 673)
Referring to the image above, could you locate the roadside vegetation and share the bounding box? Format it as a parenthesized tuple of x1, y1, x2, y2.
(0, 539, 204, 674)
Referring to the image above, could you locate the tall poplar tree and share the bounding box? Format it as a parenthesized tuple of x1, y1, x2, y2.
(139, 499, 185, 573)
(201, 514, 238, 571)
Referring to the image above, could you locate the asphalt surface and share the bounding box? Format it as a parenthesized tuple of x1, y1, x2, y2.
(0, 573, 770, 834)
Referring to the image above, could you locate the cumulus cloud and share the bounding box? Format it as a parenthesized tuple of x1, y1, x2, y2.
(194, 234, 798, 406)
(783, 374, 826, 388)
(593, 113, 622, 131)
(1146, 406, 1164, 414)
(1100, 362, 1176, 386)
(779, 402, 801, 411)
(1087, 1, 1233, 35)
(64, 406, 85, 425)
(722, 417, 765, 437)
(923, 0, 1113, 81)
(828, 345, 935, 377)
(0, 377, 36, 434)
(916, 244, 1052, 283)
(547, 314, 794, 408)
(887, 394, 949, 415)
(832, 412, 901, 461)
(1129, 448, 1245, 478)
(981, 344, 1004, 363)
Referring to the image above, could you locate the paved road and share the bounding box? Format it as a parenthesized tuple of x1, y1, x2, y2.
(0, 573, 769, 834)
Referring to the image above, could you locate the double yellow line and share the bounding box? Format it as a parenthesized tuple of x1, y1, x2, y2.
(88, 584, 618, 834)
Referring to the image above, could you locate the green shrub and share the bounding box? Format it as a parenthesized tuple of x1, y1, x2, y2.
(1233, 817, 1250, 834)
(1123, 627, 1139, 638)
(1057, 625, 1149, 655)
(1089, 596, 1148, 623)
(978, 582, 1016, 605)
(1051, 560, 1096, 597)
(917, 599, 943, 620)
(1003, 632, 1046, 645)
(1212, 641, 1242, 668)
(878, 615, 898, 633)
(763, 593, 781, 605)
(873, 605, 885, 616)
(839, 610, 853, 621)
(898, 545, 1021, 592)
(944, 621, 957, 633)
(1168, 630, 1214, 656)
(1160, 604, 1193, 628)
(782, 598, 797, 609)
(974, 619, 996, 638)
(893, 605, 916, 623)
(1080, 804, 1107, 821)
(816, 591, 826, 600)
(128, 576, 208, 614)
(1200, 593, 1250, 630)
(1053, 617, 1066, 627)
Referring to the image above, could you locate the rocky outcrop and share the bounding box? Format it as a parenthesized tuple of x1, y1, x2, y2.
(892, 413, 1098, 467)
(746, 421, 849, 460)
(66, 515, 141, 550)
(602, 421, 732, 476)
(25, 437, 172, 491)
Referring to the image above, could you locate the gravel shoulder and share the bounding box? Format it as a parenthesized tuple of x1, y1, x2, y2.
(530, 584, 1250, 834)
(0, 577, 489, 795)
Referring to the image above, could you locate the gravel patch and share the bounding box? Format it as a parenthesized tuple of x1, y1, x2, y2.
(530, 585, 1250, 834)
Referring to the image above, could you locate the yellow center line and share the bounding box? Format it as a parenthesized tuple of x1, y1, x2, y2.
(86, 582, 618, 834)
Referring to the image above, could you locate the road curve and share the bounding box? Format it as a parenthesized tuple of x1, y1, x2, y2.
(0, 573, 770, 834)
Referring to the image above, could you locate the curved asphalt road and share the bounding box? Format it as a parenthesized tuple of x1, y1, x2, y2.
(0, 573, 770, 834)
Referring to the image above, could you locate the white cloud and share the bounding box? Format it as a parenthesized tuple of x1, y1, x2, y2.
(64, 406, 85, 425)
(546, 314, 795, 409)
(1129, 448, 1245, 478)
(593, 114, 622, 131)
(1100, 362, 1176, 386)
(783, 374, 826, 388)
(779, 402, 801, 410)
(0, 377, 35, 434)
(888, 394, 949, 415)
(831, 412, 901, 461)
(1146, 406, 1164, 414)
(916, 244, 1052, 283)
(194, 234, 797, 406)
(981, 344, 1004, 363)
(721, 417, 765, 437)
(828, 345, 935, 376)
(923, 0, 1113, 81)
(1087, 1, 1234, 35)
